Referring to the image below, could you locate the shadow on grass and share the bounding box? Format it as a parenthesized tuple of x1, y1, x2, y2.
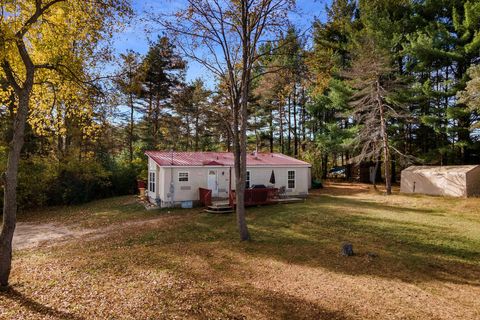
(105, 193, 480, 287)
(0, 287, 84, 320)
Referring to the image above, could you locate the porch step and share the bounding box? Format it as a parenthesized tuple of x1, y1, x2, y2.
(205, 205, 234, 214)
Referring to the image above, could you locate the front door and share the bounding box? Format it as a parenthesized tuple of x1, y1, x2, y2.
(207, 170, 218, 197)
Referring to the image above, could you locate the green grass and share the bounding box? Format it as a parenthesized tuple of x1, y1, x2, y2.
(3, 184, 480, 319)
(108, 191, 480, 284)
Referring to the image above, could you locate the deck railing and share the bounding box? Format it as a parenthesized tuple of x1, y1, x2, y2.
(199, 188, 212, 207)
(229, 188, 278, 207)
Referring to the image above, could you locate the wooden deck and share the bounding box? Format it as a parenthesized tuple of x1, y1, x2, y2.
(205, 197, 304, 214)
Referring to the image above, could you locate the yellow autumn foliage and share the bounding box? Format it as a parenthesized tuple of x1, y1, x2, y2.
(0, 0, 131, 139)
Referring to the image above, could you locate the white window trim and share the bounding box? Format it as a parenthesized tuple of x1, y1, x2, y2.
(149, 171, 156, 193)
(287, 170, 296, 189)
(178, 171, 189, 182)
(246, 170, 251, 189)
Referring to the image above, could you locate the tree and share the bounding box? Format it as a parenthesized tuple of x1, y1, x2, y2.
(139, 36, 186, 149)
(0, 0, 131, 288)
(157, 0, 293, 241)
(458, 65, 480, 129)
(115, 51, 143, 163)
(401, 0, 480, 164)
(345, 35, 405, 195)
(174, 79, 211, 150)
(306, 0, 356, 178)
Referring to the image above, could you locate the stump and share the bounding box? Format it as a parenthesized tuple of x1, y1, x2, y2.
(341, 243, 354, 256)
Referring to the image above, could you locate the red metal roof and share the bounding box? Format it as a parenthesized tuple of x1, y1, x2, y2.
(145, 151, 310, 167)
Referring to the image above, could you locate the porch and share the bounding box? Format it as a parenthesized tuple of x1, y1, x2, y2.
(199, 187, 304, 213)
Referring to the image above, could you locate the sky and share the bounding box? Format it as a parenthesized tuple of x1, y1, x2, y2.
(110, 0, 331, 87)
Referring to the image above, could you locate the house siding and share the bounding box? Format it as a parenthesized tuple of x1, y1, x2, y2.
(147, 156, 311, 207)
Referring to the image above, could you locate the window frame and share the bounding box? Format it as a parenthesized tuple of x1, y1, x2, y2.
(178, 171, 189, 182)
(287, 170, 295, 189)
(246, 170, 251, 189)
(149, 171, 156, 193)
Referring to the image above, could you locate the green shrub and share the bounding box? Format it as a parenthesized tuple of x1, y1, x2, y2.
(0, 151, 141, 213)
(47, 158, 112, 205)
(17, 156, 57, 209)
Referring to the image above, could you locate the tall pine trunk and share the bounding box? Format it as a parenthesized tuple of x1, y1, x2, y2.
(279, 103, 284, 154)
(269, 109, 274, 153)
(377, 80, 392, 195)
(128, 92, 134, 163)
(287, 95, 291, 155)
(293, 83, 298, 157)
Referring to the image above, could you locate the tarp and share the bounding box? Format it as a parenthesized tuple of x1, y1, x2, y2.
(400, 165, 480, 197)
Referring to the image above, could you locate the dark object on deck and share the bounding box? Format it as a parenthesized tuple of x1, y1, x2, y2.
(269, 170, 276, 184)
(342, 243, 354, 256)
(311, 179, 323, 189)
(229, 188, 278, 207)
(251, 184, 267, 189)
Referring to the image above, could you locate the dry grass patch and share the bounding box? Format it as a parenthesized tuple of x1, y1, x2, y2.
(1, 183, 480, 319)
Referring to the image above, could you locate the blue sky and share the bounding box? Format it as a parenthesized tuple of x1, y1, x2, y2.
(111, 0, 331, 86)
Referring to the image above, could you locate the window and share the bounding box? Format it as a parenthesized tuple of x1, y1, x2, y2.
(178, 171, 189, 182)
(246, 171, 251, 188)
(149, 172, 156, 193)
(287, 170, 295, 189)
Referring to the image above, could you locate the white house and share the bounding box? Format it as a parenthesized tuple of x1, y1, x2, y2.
(145, 151, 311, 207)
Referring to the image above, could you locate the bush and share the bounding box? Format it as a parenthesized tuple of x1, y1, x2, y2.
(0, 152, 142, 213)
(47, 158, 112, 205)
(110, 164, 138, 196)
(17, 157, 57, 208)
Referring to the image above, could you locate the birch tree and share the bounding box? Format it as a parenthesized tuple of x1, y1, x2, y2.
(156, 0, 293, 241)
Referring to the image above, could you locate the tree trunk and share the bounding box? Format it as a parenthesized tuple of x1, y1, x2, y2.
(269, 108, 274, 153)
(322, 154, 328, 180)
(185, 114, 190, 150)
(391, 154, 396, 184)
(287, 95, 291, 155)
(279, 103, 284, 154)
(234, 0, 251, 241)
(301, 87, 306, 151)
(129, 92, 134, 164)
(293, 83, 298, 158)
(377, 80, 392, 195)
(194, 108, 200, 151)
(0, 91, 30, 287)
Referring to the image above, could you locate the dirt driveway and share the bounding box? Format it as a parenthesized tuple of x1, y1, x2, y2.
(12, 213, 185, 251)
(13, 222, 91, 250)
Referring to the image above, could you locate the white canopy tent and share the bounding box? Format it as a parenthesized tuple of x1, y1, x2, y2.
(400, 165, 480, 197)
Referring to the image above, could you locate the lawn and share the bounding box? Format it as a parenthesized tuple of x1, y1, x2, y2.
(1, 182, 479, 319)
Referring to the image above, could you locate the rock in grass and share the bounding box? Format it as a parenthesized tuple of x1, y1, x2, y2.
(342, 243, 354, 256)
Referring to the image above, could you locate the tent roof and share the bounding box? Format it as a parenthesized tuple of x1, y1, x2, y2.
(403, 165, 480, 174)
(145, 151, 311, 167)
